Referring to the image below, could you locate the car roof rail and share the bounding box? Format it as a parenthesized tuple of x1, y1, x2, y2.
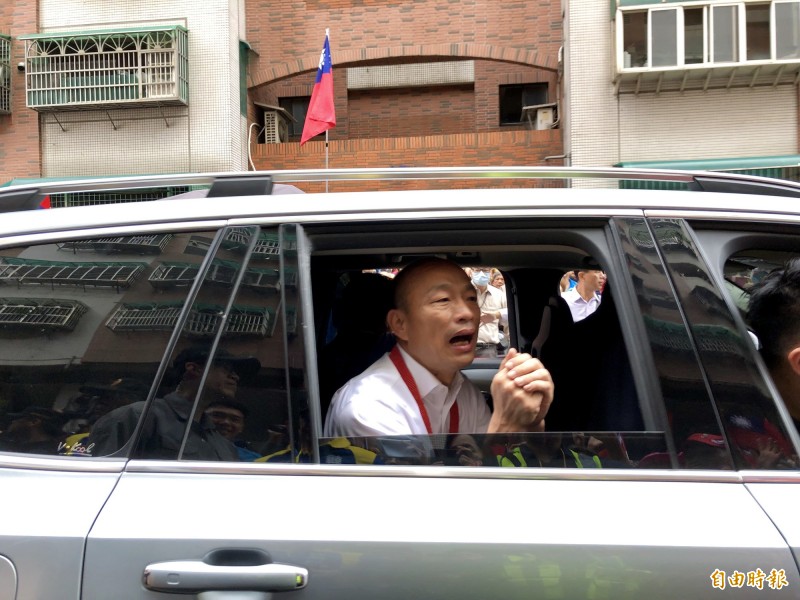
(689, 174, 800, 198)
(2, 168, 800, 213)
(207, 175, 273, 198)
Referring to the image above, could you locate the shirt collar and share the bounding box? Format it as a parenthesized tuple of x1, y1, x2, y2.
(396, 345, 464, 398)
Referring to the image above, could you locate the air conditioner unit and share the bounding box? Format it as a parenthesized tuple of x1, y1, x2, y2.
(264, 111, 290, 143)
(535, 107, 555, 130)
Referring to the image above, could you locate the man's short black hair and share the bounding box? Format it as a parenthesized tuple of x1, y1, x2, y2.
(746, 257, 800, 368)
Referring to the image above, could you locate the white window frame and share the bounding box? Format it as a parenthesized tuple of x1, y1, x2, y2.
(617, 1, 800, 72)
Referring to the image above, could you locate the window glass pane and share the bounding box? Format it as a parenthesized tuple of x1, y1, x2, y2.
(615, 218, 734, 470)
(279, 97, 310, 139)
(656, 222, 799, 470)
(499, 83, 547, 125)
(0, 230, 216, 457)
(776, 1, 800, 59)
(140, 226, 291, 461)
(722, 248, 800, 468)
(684, 8, 705, 64)
(312, 231, 671, 469)
(623, 10, 648, 67)
(651, 9, 678, 67)
(746, 3, 771, 60)
(713, 5, 739, 62)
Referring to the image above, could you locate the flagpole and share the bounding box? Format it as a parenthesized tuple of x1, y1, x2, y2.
(325, 28, 330, 193)
(325, 130, 329, 193)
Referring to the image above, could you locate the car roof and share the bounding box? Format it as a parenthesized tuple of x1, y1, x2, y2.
(1, 167, 799, 240)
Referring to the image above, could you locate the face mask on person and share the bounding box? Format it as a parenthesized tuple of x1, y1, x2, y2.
(472, 272, 490, 287)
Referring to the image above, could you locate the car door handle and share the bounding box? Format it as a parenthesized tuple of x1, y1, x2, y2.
(143, 549, 308, 595)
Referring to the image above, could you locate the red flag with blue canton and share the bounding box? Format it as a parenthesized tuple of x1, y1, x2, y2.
(300, 31, 336, 146)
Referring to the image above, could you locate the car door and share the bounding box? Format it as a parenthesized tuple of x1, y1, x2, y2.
(0, 223, 223, 599)
(79, 214, 799, 599)
(676, 213, 800, 574)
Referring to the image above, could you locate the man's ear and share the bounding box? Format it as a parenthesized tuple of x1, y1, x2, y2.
(787, 346, 800, 377)
(387, 308, 409, 342)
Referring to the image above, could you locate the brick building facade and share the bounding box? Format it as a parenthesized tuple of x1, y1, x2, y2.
(0, 1, 563, 189)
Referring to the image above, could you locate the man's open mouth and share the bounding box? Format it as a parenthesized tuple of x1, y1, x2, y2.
(449, 333, 475, 346)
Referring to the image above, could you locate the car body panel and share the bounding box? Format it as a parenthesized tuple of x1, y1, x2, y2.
(0, 464, 121, 599)
(746, 478, 800, 569)
(80, 467, 799, 599)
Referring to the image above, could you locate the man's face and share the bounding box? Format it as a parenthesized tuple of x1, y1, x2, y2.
(204, 362, 240, 400)
(391, 262, 479, 382)
(205, 405, 245, 440)
(581, 270, 606, 293)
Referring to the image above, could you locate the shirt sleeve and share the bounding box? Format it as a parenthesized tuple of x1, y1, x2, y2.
(86, 402, 145, 457)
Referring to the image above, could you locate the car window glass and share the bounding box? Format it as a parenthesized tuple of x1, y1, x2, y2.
(653, 220, 799, 470)
(310, 222, 678, 469)
(721, 248, 800, 468)
(0, 230, 216, 458)
(101, 225, 300, 462)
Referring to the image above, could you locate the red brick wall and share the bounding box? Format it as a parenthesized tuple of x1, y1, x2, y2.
(347, 85, 475, 138)
(251, 129, 564, 193)
(0, 0, 41, 185)
(245, 1, 563, 169)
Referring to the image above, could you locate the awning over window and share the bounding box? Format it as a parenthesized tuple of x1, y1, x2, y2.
(615, 155, 800, 189)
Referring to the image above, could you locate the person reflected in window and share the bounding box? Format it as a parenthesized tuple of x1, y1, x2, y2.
(0, 406, 66, 455)
(60, 378, 150, 455)
(205, 400, 261, 461)
(746, 258, 800, 431)
(561, 267, 606, 322)
(88, 345, 260, 460)
(324, 257, 554, 438)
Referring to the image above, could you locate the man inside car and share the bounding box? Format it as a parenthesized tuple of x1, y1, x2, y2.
(747, 257, 800, 430)
(324, 257, 554, 437)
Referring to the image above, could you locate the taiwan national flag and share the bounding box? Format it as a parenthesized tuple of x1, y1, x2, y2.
(300, 31, 336, 146)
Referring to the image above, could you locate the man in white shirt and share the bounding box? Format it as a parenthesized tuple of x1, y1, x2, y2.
(324, 258, 554, 437)
(561, 267, 606, 322)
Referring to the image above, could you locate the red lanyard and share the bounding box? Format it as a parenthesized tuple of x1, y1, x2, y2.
(389, 346, 459, 435)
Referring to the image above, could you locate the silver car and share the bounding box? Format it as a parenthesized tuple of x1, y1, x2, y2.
(0, 167, 798, 599)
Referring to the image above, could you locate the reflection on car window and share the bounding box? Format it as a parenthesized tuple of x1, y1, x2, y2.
(0, 230, 215, 457)
(87, 225, 303, 461)
(315, 432, 666, 468)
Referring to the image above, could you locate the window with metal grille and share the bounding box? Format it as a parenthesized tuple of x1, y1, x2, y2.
(0, 257, 147, 290)
(57, 233, 173, 254)
(0, 298, 88, 331)
(0, 35, 10, 114)
(19, 25, 188, 110)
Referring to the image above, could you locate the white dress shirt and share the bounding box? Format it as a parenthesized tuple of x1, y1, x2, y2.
(324, 345, 492, 437)
(561, 288, 601, 322)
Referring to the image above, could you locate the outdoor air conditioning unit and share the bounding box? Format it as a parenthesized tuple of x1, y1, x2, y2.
(264, 111, 290, 143)
(535, 106, 555, 130)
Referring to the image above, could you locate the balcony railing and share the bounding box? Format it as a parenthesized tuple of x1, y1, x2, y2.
(0, 35, 10, 114)
(19, 25, 188, 110)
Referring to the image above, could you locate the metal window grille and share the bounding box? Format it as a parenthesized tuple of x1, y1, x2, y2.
(148, 262, 199, 289)
(0, 297, 88, 331)
(148, 260, 281, 291)
(49, 187, 194, 208)
(107, 303, 273, 337)
(106, 303, 182, 331)
(21, 26, 188, 110)
(58, 233, 172, 254)
(0, 257, 147, 289)
(224, 229, 293, 259)
(0, 35, 10, 114)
